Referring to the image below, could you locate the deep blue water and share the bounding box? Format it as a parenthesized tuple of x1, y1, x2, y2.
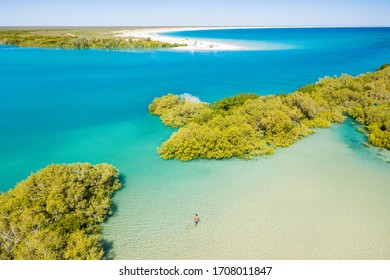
(0, 28, 390, 190)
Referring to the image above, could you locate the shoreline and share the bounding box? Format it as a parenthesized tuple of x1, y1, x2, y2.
(114, 25, 389, 51)
(114, 27, 248, 50)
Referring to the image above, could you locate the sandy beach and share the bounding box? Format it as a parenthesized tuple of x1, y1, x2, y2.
(114, 27, 246, 50)
(114, 26, 361, 51)
(114, 25, 341, 51)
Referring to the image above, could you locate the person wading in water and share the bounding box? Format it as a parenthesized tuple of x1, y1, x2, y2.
(194, 214, 200, 226)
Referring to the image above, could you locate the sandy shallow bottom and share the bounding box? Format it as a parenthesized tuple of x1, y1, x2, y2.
(102, 121, 390, 259)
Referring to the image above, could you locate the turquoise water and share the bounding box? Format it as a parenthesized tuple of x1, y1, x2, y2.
(165, 27, 390, 51)
(1, 28, 390, 259)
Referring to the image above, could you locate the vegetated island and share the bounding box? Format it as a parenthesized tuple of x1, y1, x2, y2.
(0, 27, 184, 49)
(0, 163, 121, 260)
(149, 64, 390, 161)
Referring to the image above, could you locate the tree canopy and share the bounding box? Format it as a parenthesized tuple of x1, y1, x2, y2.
(149, 65, 390, 161)
(0, 163, 121, 260)
(0, 29, 183, 50)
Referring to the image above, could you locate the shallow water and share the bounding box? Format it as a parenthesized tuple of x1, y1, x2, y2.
(102, 120, 390, 259)
(0, 28, 390, 259)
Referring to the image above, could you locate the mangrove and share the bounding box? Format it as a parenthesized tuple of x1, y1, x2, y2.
(0, 163, 121, 260)
(0, 28, 184, 50)
(149, 65, 390, 161)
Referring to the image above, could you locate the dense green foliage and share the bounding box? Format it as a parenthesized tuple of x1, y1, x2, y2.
(0, 163, 121, 260)
(0, 29, 183, 49)
(149, 65, 390, 161)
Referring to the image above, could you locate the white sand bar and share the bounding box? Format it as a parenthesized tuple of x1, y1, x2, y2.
(114, 27, 248, 50)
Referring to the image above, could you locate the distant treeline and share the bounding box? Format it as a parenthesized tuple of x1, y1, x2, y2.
(149, 64, 390, 161)
(0, 163, 121, 259)
(0, 30, 183, 49)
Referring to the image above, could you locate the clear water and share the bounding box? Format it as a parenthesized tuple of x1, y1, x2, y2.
(0, 28, 389, 259)
(164, 27, 390, 51)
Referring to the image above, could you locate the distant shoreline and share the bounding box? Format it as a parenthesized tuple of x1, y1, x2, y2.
(115, 27, 247, 50)
(0, 25, 388, 51)
(114, 25, 390, 51)
(2, 25, 389, 28)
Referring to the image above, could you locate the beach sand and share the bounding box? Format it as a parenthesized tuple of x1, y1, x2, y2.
(114, 27, 246, 50)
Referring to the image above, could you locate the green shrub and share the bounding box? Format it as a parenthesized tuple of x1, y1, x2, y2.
(0, 163, 121, 260)
(150, 66, 390, 160)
